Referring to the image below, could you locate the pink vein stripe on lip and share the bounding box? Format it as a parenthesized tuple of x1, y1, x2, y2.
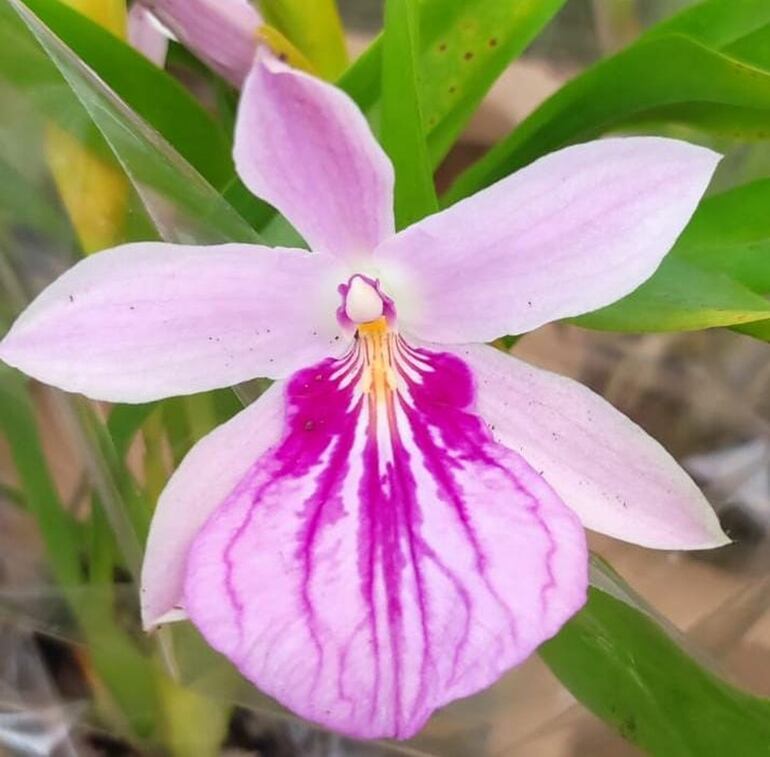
(183, 336, 588, 739)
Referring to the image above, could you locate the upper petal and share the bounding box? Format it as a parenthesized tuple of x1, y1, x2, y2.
(141, 381, 286, 629)
(183, 328, 587, 739)
(234, 52, 395, 262)
(0, 243, 347, 402)
(140, 0, 260, 87)
(450, 343, 729, 550)
(374, 137, 720, 343)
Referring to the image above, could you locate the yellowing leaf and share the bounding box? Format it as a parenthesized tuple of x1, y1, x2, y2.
(61, 0, 124, 37)
(45, 125, 128, 253)
(257, 23, 317, 75)
(45, 0, 128, 254)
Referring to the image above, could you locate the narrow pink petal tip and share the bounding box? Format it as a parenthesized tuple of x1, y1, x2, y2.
(182, 334, 587, 738)
(376, 137, 721, 343)
(453, 344, 729, 551)
(0, 242, 346, 402)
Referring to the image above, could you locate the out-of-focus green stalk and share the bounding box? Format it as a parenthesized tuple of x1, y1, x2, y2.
(591, 0, 640, 53)
(183, 394, 220, 445)
(0, 368, 82, 587)
(158, 674, 230, 757)
(0, 364, 161, 741)
(143, 411, 170, 506)
(70, 396, 146, 576)
(60, 387, 232, 755)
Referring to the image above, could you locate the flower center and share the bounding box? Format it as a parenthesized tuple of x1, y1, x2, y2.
(338, 274, 395, 328)
(345, 276, 383, 323)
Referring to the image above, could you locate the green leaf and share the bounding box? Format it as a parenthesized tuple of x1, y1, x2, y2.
(724, 24, 770, 71)
(574, 257, 770, 332)
(734, 318, 770, 340)
(381, 0, 437, 228)
(338, 0, 566, 165)
(445, 35, 770, 203)
(442, 0, 770, 204)
(258, 0, 348, 80)
(10, 0, 263, 245)
(574, 179, 770, 337)
(19, 0, 232, 187)
(419, 0, 567, 165)
(541, 566, 770, 756)
(673, 178, 770, 292)
(641, 0, 770, 48)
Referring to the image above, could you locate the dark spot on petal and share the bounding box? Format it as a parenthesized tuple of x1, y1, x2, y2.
(438, 42, 447, 52)
(448, 85, 457, 94)
(68, 295, 74, 303)
(489, 37, 498, 47)
(464, 51, 474, 61)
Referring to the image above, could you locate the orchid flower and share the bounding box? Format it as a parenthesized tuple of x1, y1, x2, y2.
(136, 0, 261, 87)
(0, 52, 728, 739)
(128, 3, 169, 68)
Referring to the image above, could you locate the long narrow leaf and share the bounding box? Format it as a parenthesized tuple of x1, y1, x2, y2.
(20, 0, 231, 187)
(11, 0, 262, 245)
(541, 573, 770, 756)
(445, 35, 770, 203)
(381, 0, 437, 228)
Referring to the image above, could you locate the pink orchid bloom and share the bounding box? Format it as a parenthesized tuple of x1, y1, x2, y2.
(128, 3, 169, 68)
(0, 52, 728, 739)
(136, 0, 261, 87)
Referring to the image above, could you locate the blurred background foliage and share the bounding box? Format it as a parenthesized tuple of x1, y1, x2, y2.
(0, 0, 769, 754)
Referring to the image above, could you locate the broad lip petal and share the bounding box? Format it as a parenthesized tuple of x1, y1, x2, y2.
(183, 332, 587, 739)
(139, 0, 260, 87)
(449, 342, 729, 550)
(234, 52, 395, 263)
(374, 137, 721, 343)
(141, 381, 286, 629)
(0, 243, 348, 402)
